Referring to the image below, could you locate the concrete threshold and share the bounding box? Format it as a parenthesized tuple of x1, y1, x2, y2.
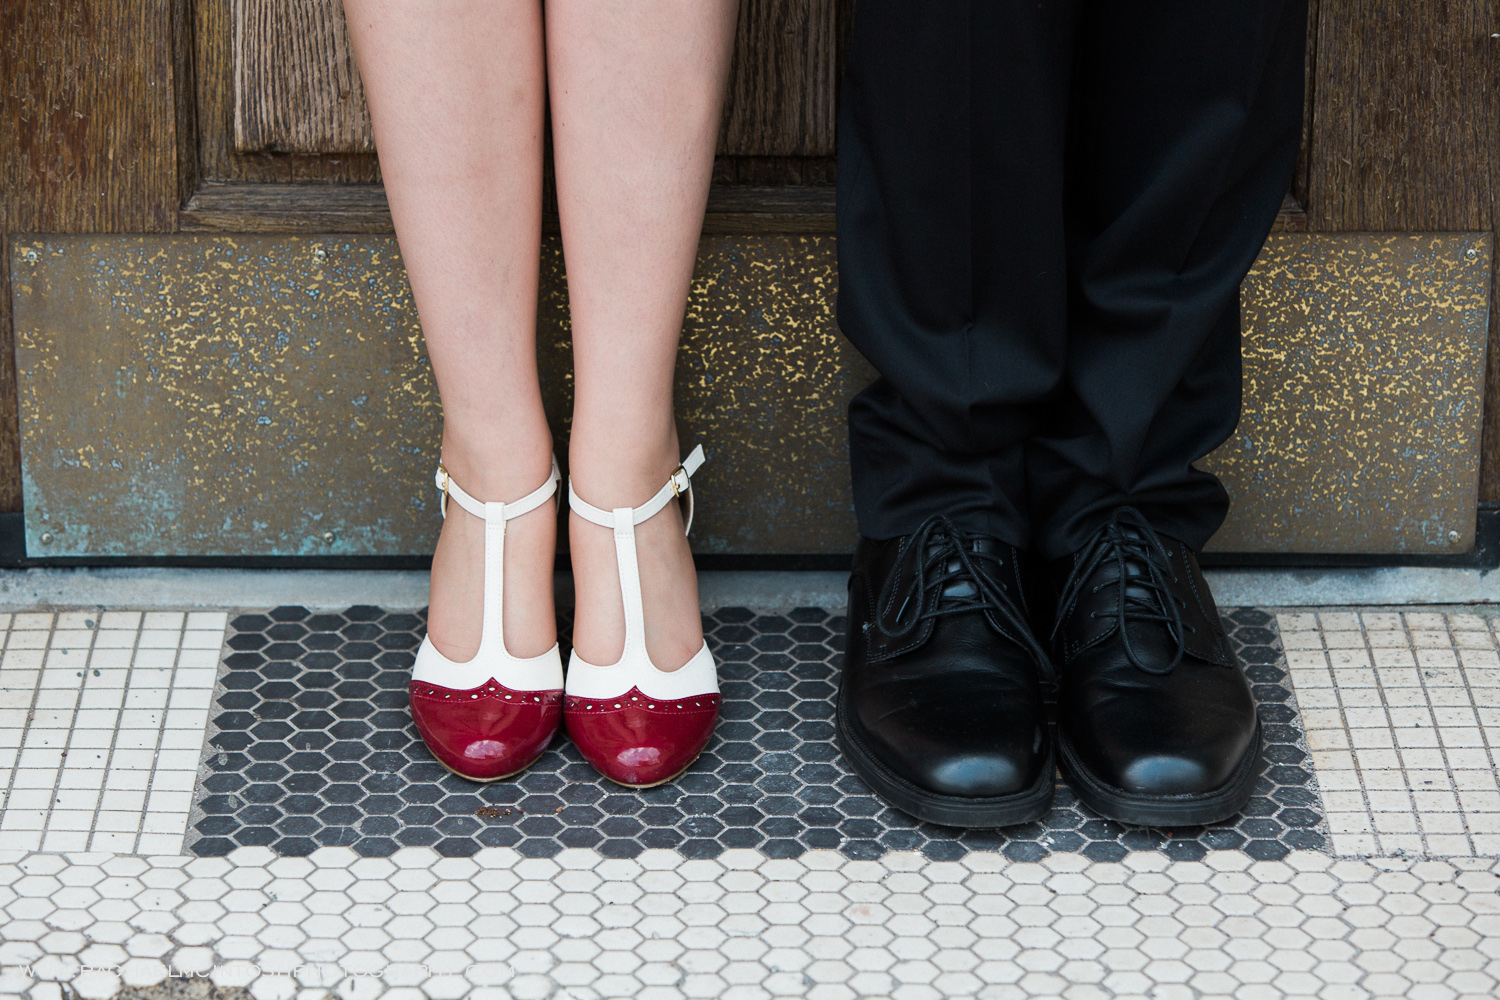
(0, 567, 848, 613)
(1, 565, 1499, 611)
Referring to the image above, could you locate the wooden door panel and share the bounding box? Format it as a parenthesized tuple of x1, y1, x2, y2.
(231, 0, 840, 158)
(1305, 0, 1497, 233)
(233, 0, 373, 155)
(720, 0, 839, 156)
(0, 0, 186, 514)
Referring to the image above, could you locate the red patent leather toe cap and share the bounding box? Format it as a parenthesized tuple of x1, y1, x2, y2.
(564, 688, 720, 787)
(409, 680, 562, 781)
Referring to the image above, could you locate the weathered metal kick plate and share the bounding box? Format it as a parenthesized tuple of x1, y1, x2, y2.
(11, 234, 865, 556)
(1202, 233, 1491, 553)
(9, 232, 1490, 556)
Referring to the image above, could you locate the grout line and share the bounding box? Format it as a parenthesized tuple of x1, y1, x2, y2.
(1449, 613, 1498, 855)
(1353, 610, 1426, 857)
(1463, 615, 1500, 810)
(1324, 612, 1374, 856)
(1407, 613, 1457, 856)
(1366, 611, 1403, 856)
(42, 607, 101, 852)
(0, 612, 54, 851)
(85, 609, 140, 854)
(0, 620, 30, 825)
(143, 616, 188, 854)
(1380, 614, 1416, 857)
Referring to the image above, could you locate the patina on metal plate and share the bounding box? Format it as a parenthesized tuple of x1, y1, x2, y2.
(9, 232, 1490, 557)
(11, 234, 867, 556)
(1202, 233, 1491, 553)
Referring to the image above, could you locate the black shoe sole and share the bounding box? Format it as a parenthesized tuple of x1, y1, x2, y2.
(1058, 721, 1263, 827)
(835, 695, 1055, 828)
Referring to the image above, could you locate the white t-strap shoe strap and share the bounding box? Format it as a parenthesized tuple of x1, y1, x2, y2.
(567, 444, 705, 534)
(563, 445, 713, 688)
(413, 456, 564, 691)
(437, 458, 561, 523)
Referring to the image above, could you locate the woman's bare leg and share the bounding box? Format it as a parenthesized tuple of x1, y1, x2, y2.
(346, 1, 555, 661)
(546, 1, 739, 669)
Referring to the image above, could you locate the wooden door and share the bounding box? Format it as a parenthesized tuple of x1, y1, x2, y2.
(4, 0, 1500, 562)
(185, 0, 847, 229)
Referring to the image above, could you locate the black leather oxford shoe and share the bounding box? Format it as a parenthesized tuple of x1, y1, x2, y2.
(1048, 508, 1261, 826)
(838, 514, 1055, 827)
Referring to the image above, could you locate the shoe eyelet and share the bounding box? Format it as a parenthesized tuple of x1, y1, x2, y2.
(614, 703, 622, 709)
(648, 704, 656, 709)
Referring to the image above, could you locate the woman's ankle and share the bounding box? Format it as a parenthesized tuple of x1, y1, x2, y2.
(567, 498, 702, 672)
(441, 426, 554, 501)
(426, 415, 559, 664)
(566, 425, 681, 507)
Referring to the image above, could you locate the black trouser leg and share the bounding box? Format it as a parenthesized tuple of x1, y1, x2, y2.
(838, 0, 1080, 547)
(1029, 0, 1308, 556)
(838, 0, 1307, 556)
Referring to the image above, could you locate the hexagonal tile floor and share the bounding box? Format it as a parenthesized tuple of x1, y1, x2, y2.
(187, 606, 1325, 862)
(2, 602, 1499, 1000)
(4, 845, 1499, 1000)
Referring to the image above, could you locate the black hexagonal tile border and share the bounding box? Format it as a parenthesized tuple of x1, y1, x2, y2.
(188, 606, 1325, 862)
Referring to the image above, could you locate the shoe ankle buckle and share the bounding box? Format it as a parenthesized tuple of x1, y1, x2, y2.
(669, 466, 691, 498)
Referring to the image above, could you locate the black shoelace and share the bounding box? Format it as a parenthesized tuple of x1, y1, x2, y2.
(1050, 507, 1194, 675)
(873, 515, 1053, 679)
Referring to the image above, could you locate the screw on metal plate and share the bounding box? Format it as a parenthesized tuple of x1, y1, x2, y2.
(322, 531, 336, 543)
(1466, 248, 1480, 261)
(312, 245, 328, 263)
(20, 248, 38, 264)
(39, 532, 53, 544)
(1448, 529, 1461, 543)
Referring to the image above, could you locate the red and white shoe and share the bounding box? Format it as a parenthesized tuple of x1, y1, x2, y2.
(564, 445, 720, 787)
(409, 460, 564, 782)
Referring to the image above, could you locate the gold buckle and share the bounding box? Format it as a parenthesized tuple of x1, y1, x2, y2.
(670, 466, 687, 498)
(437, 463, 451, 506)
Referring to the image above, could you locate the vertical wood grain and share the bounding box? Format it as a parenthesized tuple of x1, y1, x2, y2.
(198, 0, 381, 183)
(232, 0, 373, 154)
(1291, 0, 1319, 210)
(0, 0, 181, 512)
(1305, 1, 1495, 232)
(175, 0, 201, 208)
(228, 0, 839, 160)
(719, 0, 839, 156)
